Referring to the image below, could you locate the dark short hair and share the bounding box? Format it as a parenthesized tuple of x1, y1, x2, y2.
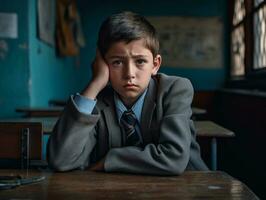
(97, 11, 159, 58)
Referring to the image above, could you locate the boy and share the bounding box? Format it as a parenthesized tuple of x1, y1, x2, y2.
(47, 11, 208, 175)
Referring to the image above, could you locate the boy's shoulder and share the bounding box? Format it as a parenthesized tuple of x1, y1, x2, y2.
(153, 73, 192, 90)
(152, 73, 194, 110)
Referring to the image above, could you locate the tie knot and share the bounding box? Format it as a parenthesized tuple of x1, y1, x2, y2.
(121, 110, 137, 126)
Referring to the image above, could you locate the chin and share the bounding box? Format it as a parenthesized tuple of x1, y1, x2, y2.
(124, 93, 139, 100)
(121, 92, 140, 102)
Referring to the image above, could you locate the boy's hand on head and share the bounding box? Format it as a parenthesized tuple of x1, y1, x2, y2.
(81, 49, 109, 99)
(91, 49, 109, 90)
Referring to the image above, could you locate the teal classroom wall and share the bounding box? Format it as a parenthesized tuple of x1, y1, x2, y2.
(0, 0, 30, 118)
(0, 0, 90, 118)
(78, 0, 229, 91)
(0, 0, 228, 118)
(28, 0, 89, 107)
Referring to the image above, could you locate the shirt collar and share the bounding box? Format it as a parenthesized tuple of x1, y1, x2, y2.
(114, 89, 148, 124)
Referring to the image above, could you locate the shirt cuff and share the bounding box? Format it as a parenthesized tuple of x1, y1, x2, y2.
(72, 93, 97, 114)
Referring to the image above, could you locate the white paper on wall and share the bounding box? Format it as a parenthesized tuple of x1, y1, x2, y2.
(0, 13, 18, 39)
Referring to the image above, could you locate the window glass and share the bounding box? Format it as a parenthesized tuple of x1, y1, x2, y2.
(231, 25, 245, 76)
(253, 5, 266, 69)
(233, 0, 246, 25)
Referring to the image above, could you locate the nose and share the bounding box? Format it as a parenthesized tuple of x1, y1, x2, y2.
(124, 61, 135, 79)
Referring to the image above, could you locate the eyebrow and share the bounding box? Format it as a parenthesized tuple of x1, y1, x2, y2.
(108, 55, 149, 59)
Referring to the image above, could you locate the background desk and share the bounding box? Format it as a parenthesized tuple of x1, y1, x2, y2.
(16, 107, 63, 117)
(0, 118, 57, 164)
(0, 117, 57, 134)
(191, 107, 207, 120)
(195, 121, 235, 170)
(0, 170, 258, 199)
(0, 118, 233, 170)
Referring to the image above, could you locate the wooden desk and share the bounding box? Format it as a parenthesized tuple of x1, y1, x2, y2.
(0, 170, 258, 199)
(0, 119, 233, 170)
(195, 121, 235, 170)
(16, 107, 63, 117)
(195, 121, 235, 138)
(0, 117, 57, 134)
(0, 118, 57, 167)
(0, 122, 43, 169)
(192, 107, 207, 120)
(192, 107, 207, 115)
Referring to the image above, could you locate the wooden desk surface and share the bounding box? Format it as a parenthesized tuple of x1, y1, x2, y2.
(194, 121, 235, 138)
(0, 117, 57, 133)
(192, 107, 207, 115)
(0, 170, 258, 200)
(16, 107, 63, 117)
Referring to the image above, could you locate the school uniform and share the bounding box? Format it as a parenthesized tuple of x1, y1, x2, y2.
(47, 73, 208, 175)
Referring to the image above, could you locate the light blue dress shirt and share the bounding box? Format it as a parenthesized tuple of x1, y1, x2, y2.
(73, 90, 148, 142)
(73, 93, 96, 114)
(113, 90, 147, 143)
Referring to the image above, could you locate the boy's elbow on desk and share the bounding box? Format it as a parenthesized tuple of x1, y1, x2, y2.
(48, 160, 70, 172)
(47, 152, 71, 172)
(159, 157, 188, 176)
(155, 143, 190, 175)
(47, 155, 87, 172)
(47, 147, 83, 172)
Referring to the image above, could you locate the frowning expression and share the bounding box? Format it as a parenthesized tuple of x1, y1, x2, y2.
(105, 39, 161, 107)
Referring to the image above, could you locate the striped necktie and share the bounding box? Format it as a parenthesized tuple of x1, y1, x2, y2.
(120, 109, 141, 146)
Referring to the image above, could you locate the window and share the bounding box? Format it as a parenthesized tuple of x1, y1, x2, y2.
(253, 3, 266, 70)
(231, 0, 246, 76)
(229, 0, 266, 89)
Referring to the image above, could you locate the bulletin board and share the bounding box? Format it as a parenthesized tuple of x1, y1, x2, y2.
(147, 16, 223, 68)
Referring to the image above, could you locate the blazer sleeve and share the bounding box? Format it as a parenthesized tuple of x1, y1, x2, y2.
(47, 96, 100, 171)
(104, 78, 193, 175)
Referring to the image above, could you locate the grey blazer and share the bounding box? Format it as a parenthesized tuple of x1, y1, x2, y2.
(47, 73, 208, 175)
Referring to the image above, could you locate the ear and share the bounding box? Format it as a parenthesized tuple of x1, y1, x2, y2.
(152, 54, 162, 75)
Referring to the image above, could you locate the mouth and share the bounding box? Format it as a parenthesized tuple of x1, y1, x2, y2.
(124, 83, 138, 89)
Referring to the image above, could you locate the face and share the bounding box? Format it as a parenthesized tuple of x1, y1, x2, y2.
(105, 39, 161, 107)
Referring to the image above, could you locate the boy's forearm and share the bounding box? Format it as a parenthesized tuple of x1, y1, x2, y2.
(81, 80, 104, 99)
(104, 141, 190, 175)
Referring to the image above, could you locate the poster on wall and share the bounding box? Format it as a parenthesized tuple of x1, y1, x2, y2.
(37, 0, 55, 46)
(147, 16, 223, 68)
(0, 13, 17, 39)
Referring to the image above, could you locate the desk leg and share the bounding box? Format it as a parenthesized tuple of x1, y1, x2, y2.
(211, 138, 217, 170)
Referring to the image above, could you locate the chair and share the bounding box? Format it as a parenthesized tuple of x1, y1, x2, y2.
(0, 122, 43, 169)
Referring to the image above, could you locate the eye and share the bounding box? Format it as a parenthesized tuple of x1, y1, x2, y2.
(111, 60, 123, 67)
(136, 59, 147, 66)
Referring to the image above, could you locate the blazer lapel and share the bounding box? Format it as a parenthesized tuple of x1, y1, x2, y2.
(141, 78, 157, 144)
(101, 78, 158, 147)
(102, 90, 122, 148)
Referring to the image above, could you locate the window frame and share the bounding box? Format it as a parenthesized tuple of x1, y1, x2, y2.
(228, 0, 266, 90)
